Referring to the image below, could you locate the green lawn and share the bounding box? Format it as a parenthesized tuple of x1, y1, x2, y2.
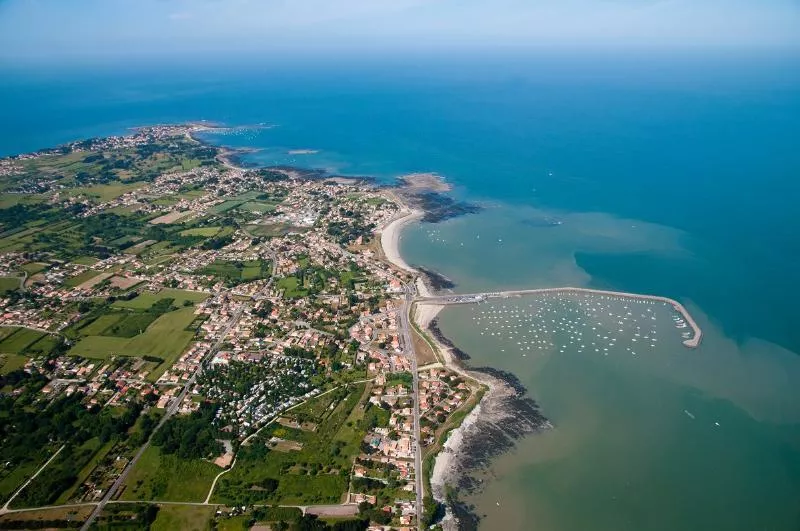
(0, 276, 21, 292)
(112, 289, 208, 310)
(121, 446, 220, 503)
(151, 505, 214, 531)
(0, 328, 47, 354)
(69, 307, 198, 381)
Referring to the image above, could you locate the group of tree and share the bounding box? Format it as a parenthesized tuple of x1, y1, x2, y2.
(151, 401, 221, 459)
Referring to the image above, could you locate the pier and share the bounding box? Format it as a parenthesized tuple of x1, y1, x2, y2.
(418, 287, 702, 348)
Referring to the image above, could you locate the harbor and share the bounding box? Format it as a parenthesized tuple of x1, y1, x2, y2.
(419, 286, 703, 348)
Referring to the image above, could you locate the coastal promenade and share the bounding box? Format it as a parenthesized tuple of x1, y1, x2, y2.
(418, 287, 703, 348)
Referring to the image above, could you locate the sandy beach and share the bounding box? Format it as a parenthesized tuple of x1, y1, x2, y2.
(379, 205, 424, 273)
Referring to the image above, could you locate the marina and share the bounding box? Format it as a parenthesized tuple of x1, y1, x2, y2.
(419, 287, 702, 348)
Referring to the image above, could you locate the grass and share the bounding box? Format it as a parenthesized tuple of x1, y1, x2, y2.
(0, 328, 47, 354)
(240, 201, 278, 213)
(200, 260, 270, 284)
(63, 269, 104, 288)
(121, 446, 220, 503)
(24, 334, 61, 357)
(276, 276, 308, 298)
(72, 256, 100, 266)
(216, 515, 250, 531)
(112, 289, 208, 310)
(244, 222, 296, 238)
(79, 314, 123, 336)
(69, 307, 198, 381)
(211, 200, 245, 214)
(20, 262, 48, 275)
(151, 505, 214, 531)
(69, 182, 144, 202)
(0, 276, 21, 292)
(180, 226, 221, 237)
(0, 353, 29, 375)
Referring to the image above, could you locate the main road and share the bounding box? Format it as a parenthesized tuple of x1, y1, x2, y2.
(398, 282, 424, 529)
(80, 304, 245, 531)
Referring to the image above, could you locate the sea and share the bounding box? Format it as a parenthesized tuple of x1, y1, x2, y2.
(2, 50, 800, 530)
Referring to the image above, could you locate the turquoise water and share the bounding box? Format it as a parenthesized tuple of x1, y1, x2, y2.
(2, 51, 799, 529)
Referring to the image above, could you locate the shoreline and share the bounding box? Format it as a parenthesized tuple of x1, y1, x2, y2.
(377, 193, 547, 531)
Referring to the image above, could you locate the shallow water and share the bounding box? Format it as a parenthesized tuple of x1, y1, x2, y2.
(436, 293, 800, 531)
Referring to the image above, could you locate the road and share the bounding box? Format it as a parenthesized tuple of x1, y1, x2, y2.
(398, 282, 424, 529)
(79, 305, 245, 531)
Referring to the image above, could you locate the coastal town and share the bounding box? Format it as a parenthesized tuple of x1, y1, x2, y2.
(0, 125, 485, 531)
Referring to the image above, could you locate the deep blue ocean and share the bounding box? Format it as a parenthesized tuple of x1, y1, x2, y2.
(2, 51, 800, 529)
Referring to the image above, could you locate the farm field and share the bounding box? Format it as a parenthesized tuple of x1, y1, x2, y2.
(0, 328, 47, 354)
(63, 269, 106, 288)
(179, 226, 221, 237)
(0, 352, 29, 375)
(0, 276, 22, 292)
(69, 307, 198, 381)
(112, 288, 208, 310)
(151, 504, 215, 531)
(200, 260, 270, 285)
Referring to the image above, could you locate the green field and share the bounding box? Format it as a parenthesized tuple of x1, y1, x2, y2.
(200, 260, 270, 285)
(276, 276, 308, 298)
(0, 353, 29, 375)
(0, 328, 47, 354)
(211, 200, 245, 214)
(63, 269, 105, 288)
(240, 201, 278, 213)
(0, 276, 21, 292)
(24, 334, 62, 357)
(20, 262, 48, 275)
(71, 256, 100, 266)
(69, 182, 145, 202)
(151, 504, 214, 531)
(121, 446, 220, 502)
(212, 384, 367, 506)
(69, 307, 198, 381)
(112, 289, 208, 310)
(78, 314, 124, 336)
(179, 226, 221, 237)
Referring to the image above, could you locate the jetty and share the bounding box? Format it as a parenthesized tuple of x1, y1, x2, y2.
(417, 287, 702, 348)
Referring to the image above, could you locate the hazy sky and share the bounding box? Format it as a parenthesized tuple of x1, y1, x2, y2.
(1, 0, 799, 61)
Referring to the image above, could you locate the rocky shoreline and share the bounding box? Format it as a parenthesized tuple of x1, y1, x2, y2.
(428, 339, 551, 531)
